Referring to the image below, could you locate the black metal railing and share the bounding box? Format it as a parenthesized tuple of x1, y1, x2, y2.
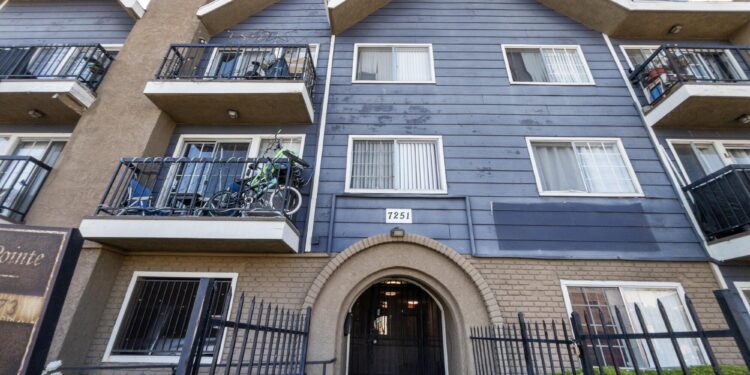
(628, 45, 750, 110)
(95, 156, 309, 219)
(0, 44, 114, 91)
(155, 44, 316, 96)
(471, 314, 579, 375)
(682, 164, 750, 240)
(0, 156, 53, 223)
(472, 293, 750, 375)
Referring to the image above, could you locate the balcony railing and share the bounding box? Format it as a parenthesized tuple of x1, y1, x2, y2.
(628, 45, 750, 110)
(683, 164, 750, 240)
(0, 44, 114, 91)
(154, 44, 316, 96)
(95, 156, 309, 221)
(0, 156, 53, 223)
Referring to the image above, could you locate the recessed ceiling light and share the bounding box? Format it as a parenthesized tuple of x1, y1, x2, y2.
(227, 109, 239, 119)
(668, 24, 683, 34)
(737, 114, 750, 125)
(27, 109, 45, 119)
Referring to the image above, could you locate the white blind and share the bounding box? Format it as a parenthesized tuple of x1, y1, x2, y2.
(350, 139, 442, 191)
(507, 47, 591, 84)
(357, 46, 432, 82)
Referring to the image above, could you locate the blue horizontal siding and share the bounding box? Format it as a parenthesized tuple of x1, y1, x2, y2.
(0, 0, 134, 45)
(311, 0, 706, 260)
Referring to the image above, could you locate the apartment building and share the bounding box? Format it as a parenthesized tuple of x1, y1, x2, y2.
(1, 0, 750, 373)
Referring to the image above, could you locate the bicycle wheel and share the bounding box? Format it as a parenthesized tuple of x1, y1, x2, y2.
(208, 191, 241, 217)
(270, 185, 302, 215)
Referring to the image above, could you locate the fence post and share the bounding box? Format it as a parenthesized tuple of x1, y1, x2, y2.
(176, 278, 215, 375)
(570, 312, 595, 375)
(518, 313, 535, 375)
(714, 289, 750, 368)
(299, 306, 312, 375)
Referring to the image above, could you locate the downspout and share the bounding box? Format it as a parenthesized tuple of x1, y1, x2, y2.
(601, 33, 725, 284)
(304, 35, 336, 253)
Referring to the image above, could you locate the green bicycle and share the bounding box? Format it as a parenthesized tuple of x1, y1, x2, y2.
(207, 133, 308, 217)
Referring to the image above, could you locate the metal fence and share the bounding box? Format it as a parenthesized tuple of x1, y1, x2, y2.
(682, 164, 750, 240)
(472, 293, 750, 375)
(0, 156, 53, 223)
(154, 44, 316, 96)
(0, 44, 114, 90)
(95, 156, 309, 219)
(628, 45, 750, 110)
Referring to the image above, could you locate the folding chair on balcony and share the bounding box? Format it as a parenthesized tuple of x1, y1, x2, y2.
(117, 178, 154, 215)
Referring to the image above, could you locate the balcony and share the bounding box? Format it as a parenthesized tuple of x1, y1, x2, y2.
(0, 45, 114, 124)
(683, 164, 750, 260)
(326, 0, 392, 35)
(0, 156, 53, 223)
(144, 44, 316, 125)
(79, 155, 310, 253)
(628, 45, 750, 128)
(538, 0, 750, 40)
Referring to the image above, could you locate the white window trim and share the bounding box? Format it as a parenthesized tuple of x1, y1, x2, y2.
(735, 281, 750, 314)
(102, 271, 239, 364)
(351, 43, 436, 84)
(526, 137, 645, 198)
(0, 133, 71, 157)
(173, 134, 306, 159)
(501, 44, 596, 86)
(667, 138, 750, 183)
(620, 45, 748, 80)
(344, 135, 448, 194)
(309, 43, 320, 67)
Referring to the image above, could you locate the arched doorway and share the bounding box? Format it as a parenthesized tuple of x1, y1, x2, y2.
(347, 279, 446, 375)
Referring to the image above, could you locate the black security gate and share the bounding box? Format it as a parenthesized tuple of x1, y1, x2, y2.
(471, 291, 750, 375)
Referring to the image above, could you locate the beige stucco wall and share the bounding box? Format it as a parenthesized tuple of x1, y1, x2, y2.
(70, 243, 742, 374)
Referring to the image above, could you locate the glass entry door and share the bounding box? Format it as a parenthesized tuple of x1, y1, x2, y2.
(348, 280, 445, 375)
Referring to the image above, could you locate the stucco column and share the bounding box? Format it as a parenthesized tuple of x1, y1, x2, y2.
(24, 0, 210, 228)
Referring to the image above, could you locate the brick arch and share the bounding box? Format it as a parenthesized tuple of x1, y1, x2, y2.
(303, 232, 503, 324)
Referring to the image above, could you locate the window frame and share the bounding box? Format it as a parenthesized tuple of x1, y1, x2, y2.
(102, 271, 239, 364)
(667, 138, 750, 183)
(172, 134, 306, 159)
(351, 43, 436, 84)
(501, 44, 596, 86)
(735, 281, 750, 315)
(344, 135, 447, 194)
(526, 137, 644, 198)
(0, 133, 70, 159)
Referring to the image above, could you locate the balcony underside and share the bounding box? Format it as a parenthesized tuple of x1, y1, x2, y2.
(644, 84, 750, 128)
(538, 0, 750, 39)
(79, 216, 300, 253)
(144, 81, 314, 125)
(0, 80, 95, 124)
(197, 0, 280, 35)
(327, 0, 391, 35)
(707, 233, 750, 261)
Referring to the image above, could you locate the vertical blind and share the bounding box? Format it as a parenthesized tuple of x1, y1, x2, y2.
(356, 46, 432, 81)
(507, 47, 591, 84)
(350, 139, 442, 192)
(532, 141, 637, 194)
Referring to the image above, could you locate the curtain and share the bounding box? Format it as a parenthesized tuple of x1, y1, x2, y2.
(541, 47, 589, 84)
(728, 147, 750, 164)
(357, 47, 393, 81)
(622, 289, 706, 368)
(351, 140, 394, 190)
(532, 143, 585, 192)
(397, 141, 440, 191)
(574, 142, 636, 194)
(508, 49, 548, 82)
(395, 47, 431, 81)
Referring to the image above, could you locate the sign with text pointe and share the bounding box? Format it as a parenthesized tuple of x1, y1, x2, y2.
(0, 225, 82, 375)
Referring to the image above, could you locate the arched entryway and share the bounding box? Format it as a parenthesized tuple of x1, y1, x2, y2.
(348, 279, 446, 375)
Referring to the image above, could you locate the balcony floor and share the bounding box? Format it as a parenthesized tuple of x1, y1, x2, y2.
(144, 80, 314, 125)
(79, 216, 300, 253)
(0, 80, 95, 124)
(644, 83, 750, 129)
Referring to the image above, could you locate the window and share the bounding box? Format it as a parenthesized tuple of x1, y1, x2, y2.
(205, 45, 317, 79)
(503, 45, 594, 85)
(105, 272, 236, 362)
(527, 138, 642, 196)
(0, 135, 68, 222)
(562, 281, 707, 369)
(353, 44, 435, 83)
(735, 282, 750, 315)
(346, 136, 446, 193)
(669, 140, 750, 183)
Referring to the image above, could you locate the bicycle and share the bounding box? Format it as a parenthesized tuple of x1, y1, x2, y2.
(207, 132, 309, 217)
